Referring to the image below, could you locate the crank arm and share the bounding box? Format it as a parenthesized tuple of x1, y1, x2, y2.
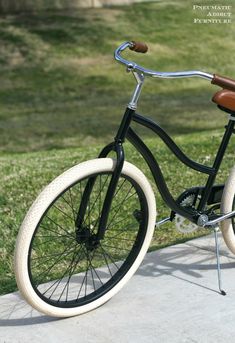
(155, 217, 171, 227)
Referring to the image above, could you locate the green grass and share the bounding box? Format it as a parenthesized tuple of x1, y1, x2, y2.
(1, 0, 235, 295)
(0, 0, 235, 152)
(1, 131, 235, 294)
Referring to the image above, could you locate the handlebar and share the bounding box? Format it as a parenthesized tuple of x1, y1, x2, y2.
(114, 41, 213, 81)
(114, 41, 235, 92)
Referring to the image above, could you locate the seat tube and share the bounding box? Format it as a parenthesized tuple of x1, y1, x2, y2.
(198, 119, 235, 211)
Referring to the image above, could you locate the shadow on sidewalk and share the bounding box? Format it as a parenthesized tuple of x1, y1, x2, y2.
(1, 235, 235, 327)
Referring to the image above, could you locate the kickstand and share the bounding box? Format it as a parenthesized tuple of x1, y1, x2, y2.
(213, 226, 226, 296)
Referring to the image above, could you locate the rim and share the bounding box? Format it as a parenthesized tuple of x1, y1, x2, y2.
(28, 171, 149, 308)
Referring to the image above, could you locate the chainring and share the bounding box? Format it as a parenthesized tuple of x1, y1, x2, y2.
(175, 193, 199, 234)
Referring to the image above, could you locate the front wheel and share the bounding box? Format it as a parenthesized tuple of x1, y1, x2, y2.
(220, 166, 235, 254)
(15, 158, 156, 317)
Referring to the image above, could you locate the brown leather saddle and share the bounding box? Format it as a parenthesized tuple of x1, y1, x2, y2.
(211, 74, 235, 113)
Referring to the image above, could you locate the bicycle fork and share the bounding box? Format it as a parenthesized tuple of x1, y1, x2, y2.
(75, 108, 135, 241)
(75, 70, 145, 241)
(75, 140, 124, 242)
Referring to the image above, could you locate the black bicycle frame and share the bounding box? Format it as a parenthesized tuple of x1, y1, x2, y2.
(128, 112, 234, 221)
(95, 107, 235, 236)
(76, 106, 234, 239)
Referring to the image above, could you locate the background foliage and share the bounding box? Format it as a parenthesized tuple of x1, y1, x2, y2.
(0, 0, 235, 294)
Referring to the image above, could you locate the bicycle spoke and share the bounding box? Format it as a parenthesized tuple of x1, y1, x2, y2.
(109, 190, 137, 216)
(85, 250, 96, 293)
(106, 236, 136, 242)
(60, 194, 76, 215)
(113, 178, 127, 197)
(53, 203, 74, 224)
(77, 263, 89, 300)
(96, 246, 114, 278)
(107, 186, 135, 229)
(31, 249, 78, 262)
(99, 243, 120, 271)
(84, 174, 110, 225)
(44, 215, 74, 238)
(105, 223, 137, 241)
(27, 169, 148, 309)
(43, 246, 84, 299)
(107, 221, 137, 232)
(86, 249, 104, 288)
(57, 247, 85, 302)
(101, 244, 131, 252)
(68, 188, 77, 223)
(33, 242, 78, 284)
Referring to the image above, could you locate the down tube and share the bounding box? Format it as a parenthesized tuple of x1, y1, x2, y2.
(127, 127, 198, 222)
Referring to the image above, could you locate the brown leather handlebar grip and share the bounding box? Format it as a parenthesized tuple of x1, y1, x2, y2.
(211, 74, 235, 92)
(129, 41, 148, 53)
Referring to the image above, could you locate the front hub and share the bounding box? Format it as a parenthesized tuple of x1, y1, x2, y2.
(76, 226, 99, 251)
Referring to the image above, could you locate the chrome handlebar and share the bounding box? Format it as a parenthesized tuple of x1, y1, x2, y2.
(114, 41, 213, 81)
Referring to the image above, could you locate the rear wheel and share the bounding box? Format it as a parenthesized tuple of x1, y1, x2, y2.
(220, 165, 235, 254)
(15, 158, 156, 317)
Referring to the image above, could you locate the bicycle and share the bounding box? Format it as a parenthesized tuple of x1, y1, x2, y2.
(14, 41, 235, 318)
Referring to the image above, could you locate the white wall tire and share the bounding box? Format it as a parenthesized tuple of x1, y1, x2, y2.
(220, 165, 235, 254)
(15, 158, 156, 318)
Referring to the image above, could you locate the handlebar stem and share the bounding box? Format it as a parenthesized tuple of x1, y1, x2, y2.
(128, 72, 145, 110)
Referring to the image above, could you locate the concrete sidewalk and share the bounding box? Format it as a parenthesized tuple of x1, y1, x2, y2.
(1, 233, 235, 343)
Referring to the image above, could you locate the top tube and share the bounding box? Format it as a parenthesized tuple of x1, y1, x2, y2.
(114, 41, 213, 81)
